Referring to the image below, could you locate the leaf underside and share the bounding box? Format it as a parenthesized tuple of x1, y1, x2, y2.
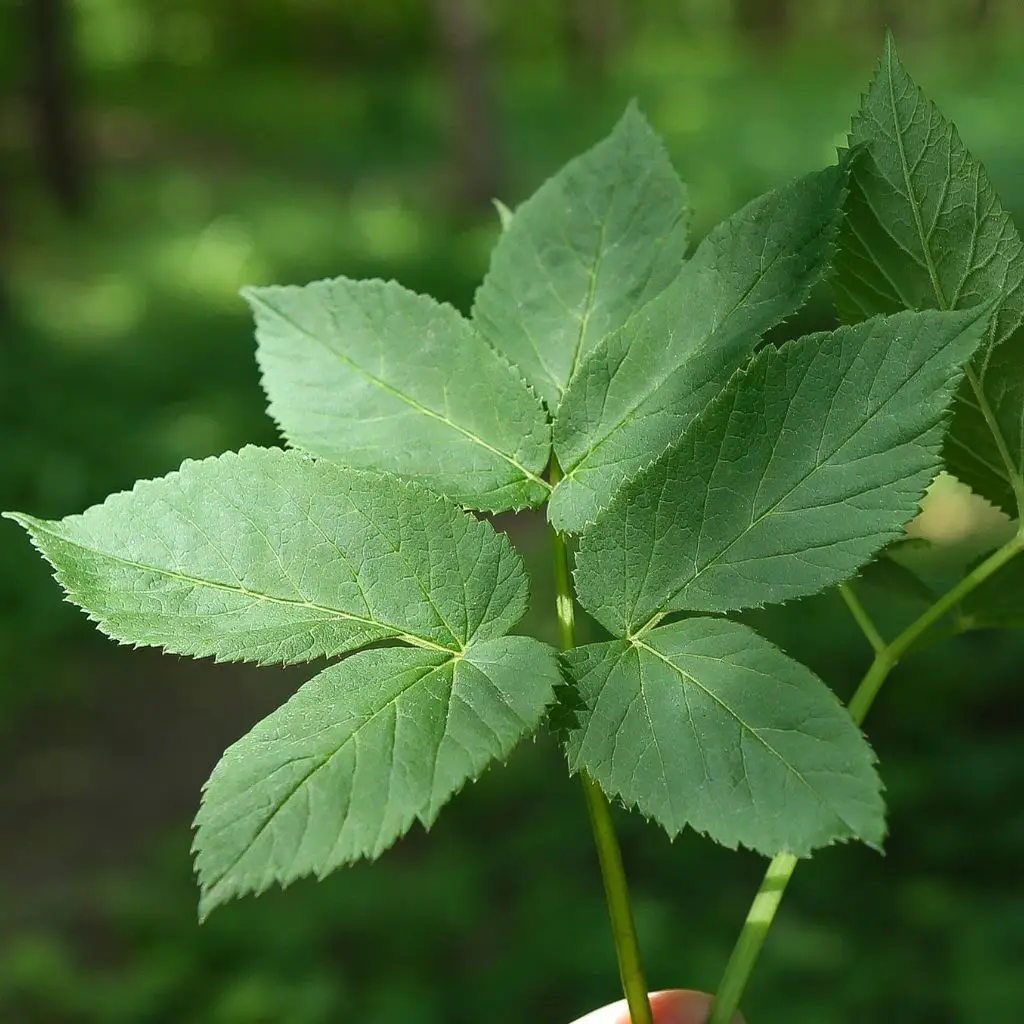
(5, 447, 561, 915)
(833, 31, 1024, 517)
(249, 277, 552, 513)
(7, 446, 529, 662)
(472, 102, 691, 411)
(561, 618, 885, 855)
(195, 636, 561, 919)
(573, 308, 987, 637)
(548, 162, 849, 533)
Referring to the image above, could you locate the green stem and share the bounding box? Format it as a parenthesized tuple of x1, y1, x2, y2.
(883, 528, 1024, 666)
(550, 459, 653, 1024)
(710, 853, 797, 1024)
(837, 582, 887, 654)
(709, 527, 1024, 1024)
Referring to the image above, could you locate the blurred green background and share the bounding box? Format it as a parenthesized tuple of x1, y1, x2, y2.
(2, 1, 1023, 1021)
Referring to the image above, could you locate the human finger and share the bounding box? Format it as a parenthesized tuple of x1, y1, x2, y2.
(568, 989, 744, 1024)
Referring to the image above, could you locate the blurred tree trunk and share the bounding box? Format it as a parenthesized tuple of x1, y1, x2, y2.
(432, 0, 503, 214)
(27, 0, 87, 217)
(0, 164, 9, 321)
(964, 0, 992, 30)
(734, 0, 791, 47)
(0, 58, 11, 320)
(565, 0, 622, 86)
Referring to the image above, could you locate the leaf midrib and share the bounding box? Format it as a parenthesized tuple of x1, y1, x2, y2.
(199, 654, 457, 897)
(558, 230, 807, 482)
(26, 517, 458, 654)
(883, 44, 1024, 512)
(252, 293, 552, 494)
(635, 637, 860, 836)
(628, 320, 961, 633)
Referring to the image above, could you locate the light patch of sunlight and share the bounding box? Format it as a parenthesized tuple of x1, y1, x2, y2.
(631, 33, 735, 82)
(252, 199, 349, 270)
(908, 473, 1015, 548)
(22, 273, 147, 348)
(348, 183, 425, 263)
(77, 0, 153, 69)
(155, 217, 270, 308)
(155, 410, 230, 463)
(655, 88, 710, 136)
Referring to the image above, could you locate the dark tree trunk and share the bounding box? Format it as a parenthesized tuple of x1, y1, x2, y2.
(734, 0, 791, 48)
(27, 0, 87, 217)
(964, 0, 992, 31)
(432, 0, 502, 214)
(565, 0, 622, 85)
(0, 67, 11, 320)
(0, 165, 9, 321)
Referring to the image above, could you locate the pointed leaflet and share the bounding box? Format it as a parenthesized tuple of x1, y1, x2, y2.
(194, 636, 561, 918)
(7, 447, 561, 911)
(574, 309, 987, 637)
(4, 446, 530, 662)
(548, 163, 847, 532)
(248, 277, 551, 513)
(472, 103, 690, 409)
(561, 619, 884, 854)
(833, 33, 1024, 516)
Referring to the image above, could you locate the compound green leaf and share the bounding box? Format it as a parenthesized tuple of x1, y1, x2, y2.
(548, 163, 847, 533)
(946, 335, 1024, 519)
(834, 32, 1024, 516)
(561, 618, 884, 854)
(472, 103, 690, 409)
(194, 635, 561, 918)
(5, 447, 528, 663)
(574, 309, 987, 636)
(247, 277, 551, 513)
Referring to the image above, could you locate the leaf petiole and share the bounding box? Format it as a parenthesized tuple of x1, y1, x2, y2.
(709, 527, 1024, 1024)
(837, 582, 886, 655)
(550, 458, 653, 1024)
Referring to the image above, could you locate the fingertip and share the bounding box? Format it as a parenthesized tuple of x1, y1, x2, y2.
(648, 990, 745, 1024)
(567, 990, 744, 1024)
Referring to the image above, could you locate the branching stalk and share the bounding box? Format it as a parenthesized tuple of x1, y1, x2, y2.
(550, 458, 653, 1024)
(709, 528, 1024, 1024)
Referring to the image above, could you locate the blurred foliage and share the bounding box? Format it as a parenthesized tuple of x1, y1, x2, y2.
(1, 1, 1023, 1021)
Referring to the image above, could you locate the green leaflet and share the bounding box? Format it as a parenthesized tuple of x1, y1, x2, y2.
(194, 637, 561, 919)
(492, 198, 514, 231)
(472, 103, 691, 410)
(548, 163, 847, 533)
(248, 277, 551, 513)
(561, 618, 884, 855)
(4, 446, 529, 662)
(6, 446, 564, 914)
(573, 308, 988, 637)
(834, 32, 1024, 517)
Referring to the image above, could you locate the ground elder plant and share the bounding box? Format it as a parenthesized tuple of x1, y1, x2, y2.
(9, 33, 1024, 1023)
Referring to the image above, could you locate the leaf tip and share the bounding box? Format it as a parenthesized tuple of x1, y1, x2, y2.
(491, 197, 514, 231)
(2, 510, 34, 531)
